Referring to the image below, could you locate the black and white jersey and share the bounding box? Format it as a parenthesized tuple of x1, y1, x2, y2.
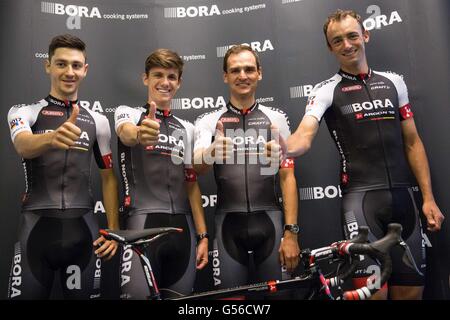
(194, 102, 294, 213)
(7, 95, 113, 210)
(115, 104, 196, 215)
(304, 69, 414, 192)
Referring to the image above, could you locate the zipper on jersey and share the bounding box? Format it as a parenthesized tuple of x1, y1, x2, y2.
(243, 113, 251, 212)
(361, 78, 393, 188)
(163, 117, 175, 213)
(61, 106, 70, 209)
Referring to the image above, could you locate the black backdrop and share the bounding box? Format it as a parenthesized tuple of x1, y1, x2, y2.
(1, 0, 449, 299)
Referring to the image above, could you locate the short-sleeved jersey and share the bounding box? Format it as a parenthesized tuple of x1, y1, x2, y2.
(194, 102, 294, 213)
(304, 69, 414, 192)
(115, 104, 195, 215)
(7, 95, 113, 210)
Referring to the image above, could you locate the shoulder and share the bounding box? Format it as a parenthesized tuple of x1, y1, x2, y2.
(312, 74, 341, 94)
(174, 115, 194, 131)
(195, 106, 227, 125)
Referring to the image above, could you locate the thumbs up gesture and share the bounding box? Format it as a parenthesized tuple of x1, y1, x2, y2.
(212, 120, 233, 164)
(265, 125, 287, 165)
(51, 104, 82, 150)
(137, 101, 160, 146)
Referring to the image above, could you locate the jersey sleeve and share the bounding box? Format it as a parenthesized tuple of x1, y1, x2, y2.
(304, 77, 337, 122)
(193, 112, 219, 153)
(114, 105, 142, 133)
(93, 114, 113, 169)
(7, 102, 44, 142)
(384, 72, 413, 121)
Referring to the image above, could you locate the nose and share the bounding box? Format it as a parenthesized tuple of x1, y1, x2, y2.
(238, 69, 247, 79)
(65, 65, 75, 77)
(342, 38, 352, 49)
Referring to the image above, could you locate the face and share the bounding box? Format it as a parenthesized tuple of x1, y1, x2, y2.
(143, 67, 181, 109)
(326, 16, 370, 72)
(223, 51, 262, 99)
(46, 47, 88, 101)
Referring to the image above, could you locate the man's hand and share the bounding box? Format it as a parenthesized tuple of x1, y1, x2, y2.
(210, 120, 233, 164)
(279, 232, 300, 273)
(265, 125, 287, 165)
(137, 101, 160, 146)
(93, 235, 118, 261)
(422, 200, 445, 232)
(50, 104, 81, 150)
(196, 238, 209, 270)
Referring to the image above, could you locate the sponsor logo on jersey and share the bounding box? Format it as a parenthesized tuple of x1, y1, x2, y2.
(211, 248, 222, 287)
(217, 39, 274, 57)
(220, 117, 240, 123)
(42, 110, 64, 117)
(121, 245, 133, 287)
(9, 118, 24, 129)
(342, 85, 362, 92)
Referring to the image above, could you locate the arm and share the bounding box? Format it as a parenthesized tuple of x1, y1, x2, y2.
(13, 105, 81, 159)
(401, 118, 444, 231)
(186, 181, 209, 270)
(286, 115, 319, 158)
(278, 167, 300, 272)
(116, 122, 139, 147)
(93, 168, 120, 260)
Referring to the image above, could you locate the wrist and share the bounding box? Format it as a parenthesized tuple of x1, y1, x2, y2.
(283, 224, 300, 235)
(196, 232, 209, 244)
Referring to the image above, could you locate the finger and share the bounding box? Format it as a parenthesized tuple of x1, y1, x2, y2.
(67, 104, 79, 124)
(271, 125, 287, 156)
(141, 118, 160, 130)
(215, 120, 224, 137)
(148, 101, 157, 120)
(59, 124, 81, 140)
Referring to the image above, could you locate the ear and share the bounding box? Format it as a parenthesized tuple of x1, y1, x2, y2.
(363, 30, 370, 43)
(83, 63, 89, 76)
(223, 72, 228, 84)
(45, 59, 51, 74)
(258, 67, 262, 81)
(142, 72, 148, 86)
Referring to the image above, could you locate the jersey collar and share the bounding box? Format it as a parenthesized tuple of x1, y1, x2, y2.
(227, 101, 258, 115)
(338, 68, 373, 81)
(46, 95, 79, 108)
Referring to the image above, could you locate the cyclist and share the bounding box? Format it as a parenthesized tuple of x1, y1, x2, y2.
(193, 45, 300, 295)
(114, 49, 208, 299)
(287, 9, 444, 299)
(6, 34, 119, 299)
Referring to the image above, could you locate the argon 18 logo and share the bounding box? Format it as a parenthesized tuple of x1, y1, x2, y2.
(342, 85, 362, 92)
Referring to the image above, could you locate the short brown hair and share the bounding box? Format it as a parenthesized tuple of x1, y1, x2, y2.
(145, 49, 184, 78)
(223, 45, 261, 72)
(48, 34, 86, 62)
(323, 9, 365, 47)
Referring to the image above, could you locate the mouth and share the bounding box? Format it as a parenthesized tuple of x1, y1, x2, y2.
(156, 88, 171, 94)
(342, 48, 357, 57)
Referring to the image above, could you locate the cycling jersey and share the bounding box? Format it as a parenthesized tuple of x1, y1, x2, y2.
(194, 102, 294, 213)
(114, 104, 196, 215)
(7, 95, 113, 210)
(304, 69, 414, 193)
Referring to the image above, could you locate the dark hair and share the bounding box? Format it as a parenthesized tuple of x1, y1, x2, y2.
(145, 49, 184, 78)
(323, 9, 365, 48)
(223, 44, 261, 72)
(48, 34, 86, 62)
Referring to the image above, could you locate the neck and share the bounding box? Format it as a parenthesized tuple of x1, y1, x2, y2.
(229, 95, 255, 110)
(340, 60, 369, 76)
(50, 90, 77, 102)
